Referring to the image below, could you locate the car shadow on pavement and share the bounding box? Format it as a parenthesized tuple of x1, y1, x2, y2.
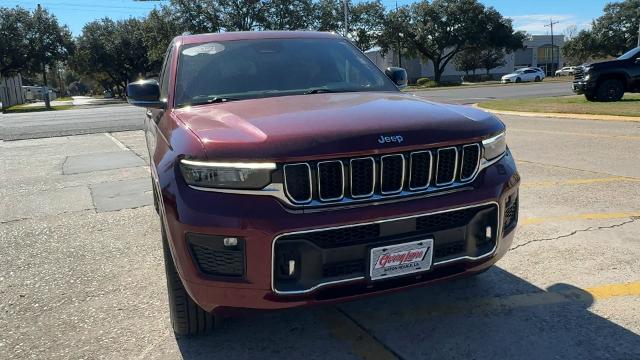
(175, 267, 640, 359)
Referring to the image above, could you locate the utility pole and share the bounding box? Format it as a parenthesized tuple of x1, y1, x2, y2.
(343, 0, 349, 37)
(637, 7, 640, 47)
(545, 18, 560, 76)
(396, 1, 402, 67)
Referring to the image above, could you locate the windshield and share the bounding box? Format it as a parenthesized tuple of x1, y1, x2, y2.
(618, 47, 640, 60)
(175, 38, 397, 107)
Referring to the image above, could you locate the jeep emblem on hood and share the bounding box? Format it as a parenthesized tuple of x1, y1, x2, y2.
(378, 135, 404, 144)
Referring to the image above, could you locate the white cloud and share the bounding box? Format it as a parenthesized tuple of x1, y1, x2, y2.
(507, 14, 588, 35)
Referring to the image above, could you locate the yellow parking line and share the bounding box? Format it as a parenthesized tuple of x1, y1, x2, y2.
(521, 211, 640, 225)
(587, 282, 640, 300)
(521, 177, 640, 188)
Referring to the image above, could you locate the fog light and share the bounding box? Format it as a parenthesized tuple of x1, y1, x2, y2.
(288, 260, 296, 276)
(486, 226, 492, 239)
(223, 237, 238, 247)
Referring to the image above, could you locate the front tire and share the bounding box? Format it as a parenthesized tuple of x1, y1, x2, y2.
(162, 224, 217, 336)
(515, 77, 522, 83)
(585, 92, 598, 102)
(595, 79, 624, 102)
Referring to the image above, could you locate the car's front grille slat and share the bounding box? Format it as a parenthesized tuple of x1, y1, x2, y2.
(380, 154, 405, 194)
(460, 144, 480, 181)
(282, 142, 482, 206)
(317, 160, 344, 201)
(436, 147, 458, 185)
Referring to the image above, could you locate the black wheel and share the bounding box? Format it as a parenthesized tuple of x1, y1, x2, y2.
(595, 79, 624, 102)
(534, 76, 541, 82)
(584, 92, 598, 102)
(515, 77, 522, 83)
(162, 224, 217, 336)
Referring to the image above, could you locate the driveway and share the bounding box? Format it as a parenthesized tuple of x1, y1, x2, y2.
(1, 114, 638, 359)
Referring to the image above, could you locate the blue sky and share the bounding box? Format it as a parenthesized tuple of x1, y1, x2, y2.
(0, 0, 612, 36)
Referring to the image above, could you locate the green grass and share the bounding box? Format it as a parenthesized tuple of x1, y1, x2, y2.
(3, 104, 75, 114)
(478, 94, 640, 117)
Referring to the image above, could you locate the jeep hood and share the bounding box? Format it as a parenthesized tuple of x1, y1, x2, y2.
(173, 92, 504, 161)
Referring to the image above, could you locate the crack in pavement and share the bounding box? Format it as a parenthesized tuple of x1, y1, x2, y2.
(510, 217, 639, 251)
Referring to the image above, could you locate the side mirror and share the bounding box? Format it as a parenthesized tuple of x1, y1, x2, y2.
(385, 67, 408, 89)
(127, 79, 165, 109)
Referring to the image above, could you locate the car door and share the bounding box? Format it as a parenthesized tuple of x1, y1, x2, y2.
(524, 69, 535, 81)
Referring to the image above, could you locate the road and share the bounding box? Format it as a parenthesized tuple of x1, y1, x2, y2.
(411, 80, 573, 104)
(1, 113, 639, 359)
(0, 81, 573, 141)
(0, 104, 144, 141)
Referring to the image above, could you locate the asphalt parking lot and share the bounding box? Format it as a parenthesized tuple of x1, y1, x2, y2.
(1, 111, 639, 359)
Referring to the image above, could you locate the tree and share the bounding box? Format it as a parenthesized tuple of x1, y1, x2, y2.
(0, 7, 31, 76)
(25, 5, 74, 108)
(563, 0, 640, 60)
(167, 0, 221, 34)
(479, 48, 506, 75)
(454, 48, 482, 75)
(219, 0, 268, 31)
(72, 18, 152, 97)
(591, 0, 639, 56)
(263, 0, 315, 30)
(143, 6, 185, 72)
(349, 0, 385, 51)
(378, 0, 524, 83)
(314, 0, 343, 32)
(563, 30, 599, 65)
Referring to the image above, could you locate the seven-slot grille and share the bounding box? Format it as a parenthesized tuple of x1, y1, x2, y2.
(283, 143, 482, 205)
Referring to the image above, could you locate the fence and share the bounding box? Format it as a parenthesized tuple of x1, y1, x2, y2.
(0, 74, 25, 109)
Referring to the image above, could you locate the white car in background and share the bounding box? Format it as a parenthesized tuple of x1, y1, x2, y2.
(501, 68, 545, 83)
(555, 66, 577, 76)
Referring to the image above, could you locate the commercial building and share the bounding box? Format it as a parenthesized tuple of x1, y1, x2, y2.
(365, 34, 565, 83)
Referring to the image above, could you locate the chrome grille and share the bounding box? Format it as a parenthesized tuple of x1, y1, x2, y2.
(460, 144, 480, 181)
(380, 154, 405, 194)
(282, 143, 481, 205)
(283, 163, 312, 204)
(435, 147, 458, 185)
(317, 161, 344, 201)
(409, 151, 432, 190)
(350, 157, 375, 198)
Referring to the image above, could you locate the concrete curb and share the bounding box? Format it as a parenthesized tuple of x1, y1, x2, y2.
(473, 104, 640, 123)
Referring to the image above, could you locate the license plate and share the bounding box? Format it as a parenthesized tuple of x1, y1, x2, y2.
(369, 239, 433, 281)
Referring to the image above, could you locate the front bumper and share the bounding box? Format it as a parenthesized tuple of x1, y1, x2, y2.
(572, 81, 595, 94)
(160, 151, 520, 311)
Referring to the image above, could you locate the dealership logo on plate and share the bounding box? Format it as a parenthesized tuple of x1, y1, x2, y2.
(374, 248, 428, 269)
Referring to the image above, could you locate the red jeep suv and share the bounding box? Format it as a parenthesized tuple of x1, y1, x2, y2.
(127, 31, 520, 336)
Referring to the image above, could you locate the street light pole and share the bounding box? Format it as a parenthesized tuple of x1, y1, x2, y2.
(343, 0, 349, 37)
(545, 18, 560, 76)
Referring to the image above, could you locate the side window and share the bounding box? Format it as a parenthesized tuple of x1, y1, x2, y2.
(159, 45, 174, 100)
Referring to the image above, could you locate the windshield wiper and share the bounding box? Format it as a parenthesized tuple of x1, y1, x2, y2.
(303, 88, 341, 94)
(189, 96, 241, 106)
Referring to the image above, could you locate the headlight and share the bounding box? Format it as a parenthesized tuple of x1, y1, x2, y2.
(482, 131, 507, 160)
(583, 74, 591, 81)
(180, 159, 275, 189)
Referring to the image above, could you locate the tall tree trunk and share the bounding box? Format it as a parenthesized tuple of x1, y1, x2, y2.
(432, 58, 442, 83)
(42, 65, 51, 110)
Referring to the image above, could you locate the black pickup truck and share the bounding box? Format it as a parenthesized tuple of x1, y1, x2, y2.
(573, 47, 640, 101)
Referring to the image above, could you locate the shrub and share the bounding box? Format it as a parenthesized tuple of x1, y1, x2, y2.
(416, 77, 432, 86)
